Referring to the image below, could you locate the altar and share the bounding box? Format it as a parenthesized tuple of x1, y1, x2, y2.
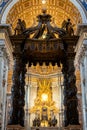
(29, 79, 59, 127)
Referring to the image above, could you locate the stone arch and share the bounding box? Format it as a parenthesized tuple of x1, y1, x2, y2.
(1, 0, 18, 23)
(0, 0, 87, 24)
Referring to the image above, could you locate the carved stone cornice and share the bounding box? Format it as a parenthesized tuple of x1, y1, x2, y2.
(76, 24, 87, 36)
(0, 24, 12, 35)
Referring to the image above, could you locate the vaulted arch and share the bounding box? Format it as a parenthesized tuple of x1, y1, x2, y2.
(1, 0, 87, 27)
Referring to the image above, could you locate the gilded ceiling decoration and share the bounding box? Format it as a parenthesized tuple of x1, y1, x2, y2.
(6, 0, 82, 32)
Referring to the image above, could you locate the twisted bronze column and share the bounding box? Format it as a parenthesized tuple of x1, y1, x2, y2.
(19, 62, 27, 126)
(8, 52, 26, 127)
(62, 56, 79, 126)
(62, 57, 69, 126)
(9, 54, 22, 125)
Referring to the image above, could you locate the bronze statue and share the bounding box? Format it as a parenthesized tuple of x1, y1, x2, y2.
(48, 117, 52, 127)
(51, 116, 57, 127)
(14, 19, 26, 35)
(37, 117, 41, 127)
(62, 19, 74, 36)
(33, 117, 41, 127)
(33, 117, 37, 127)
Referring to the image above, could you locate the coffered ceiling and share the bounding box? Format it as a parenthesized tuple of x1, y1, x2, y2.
(6, 0, 82, 31)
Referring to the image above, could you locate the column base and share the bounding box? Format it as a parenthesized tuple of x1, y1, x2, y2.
(6, 125, 25, 130)
(62, 127, 69, 130)
(62, 125, 82, 130)
(68, 125, 82, 130)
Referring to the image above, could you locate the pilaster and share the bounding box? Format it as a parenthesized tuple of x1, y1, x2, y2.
(75, 24, 87, 130)
(0, 42, 9, 130)
(0, 45, 5, 129)
(0, 24, 13, 130)
(25, 73, 31, 129)
(80, 60, 86, 130)
(75, 70, 82, 125)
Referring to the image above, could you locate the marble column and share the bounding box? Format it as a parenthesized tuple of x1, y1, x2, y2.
(2, 53, 9, 130)
(75, 25, 87, 129)
(0, 42, 9, 130)
(29, 84, 37, 127)
(25, 85, 29, 130)
(84, 51, 87, 108)
(0, 46, 4, 124)
(80, 59, 86, 130)
(80, 48, 87, 130)
(75, 69, 83, 125)
(0, 25, 13, 130)
(25, 74, 31, 130)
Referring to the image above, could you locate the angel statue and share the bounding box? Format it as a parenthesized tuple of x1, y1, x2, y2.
(14, 19, 26, 35)
(62, 19, 74, 36)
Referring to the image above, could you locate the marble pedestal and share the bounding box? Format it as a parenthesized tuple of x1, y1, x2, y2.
(6, 125, 25, 130)
(62, 125, 82, 130)
(62, 127, 68, 130)
(31, 127, 58, 130)
(68, 125, 82, 130)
